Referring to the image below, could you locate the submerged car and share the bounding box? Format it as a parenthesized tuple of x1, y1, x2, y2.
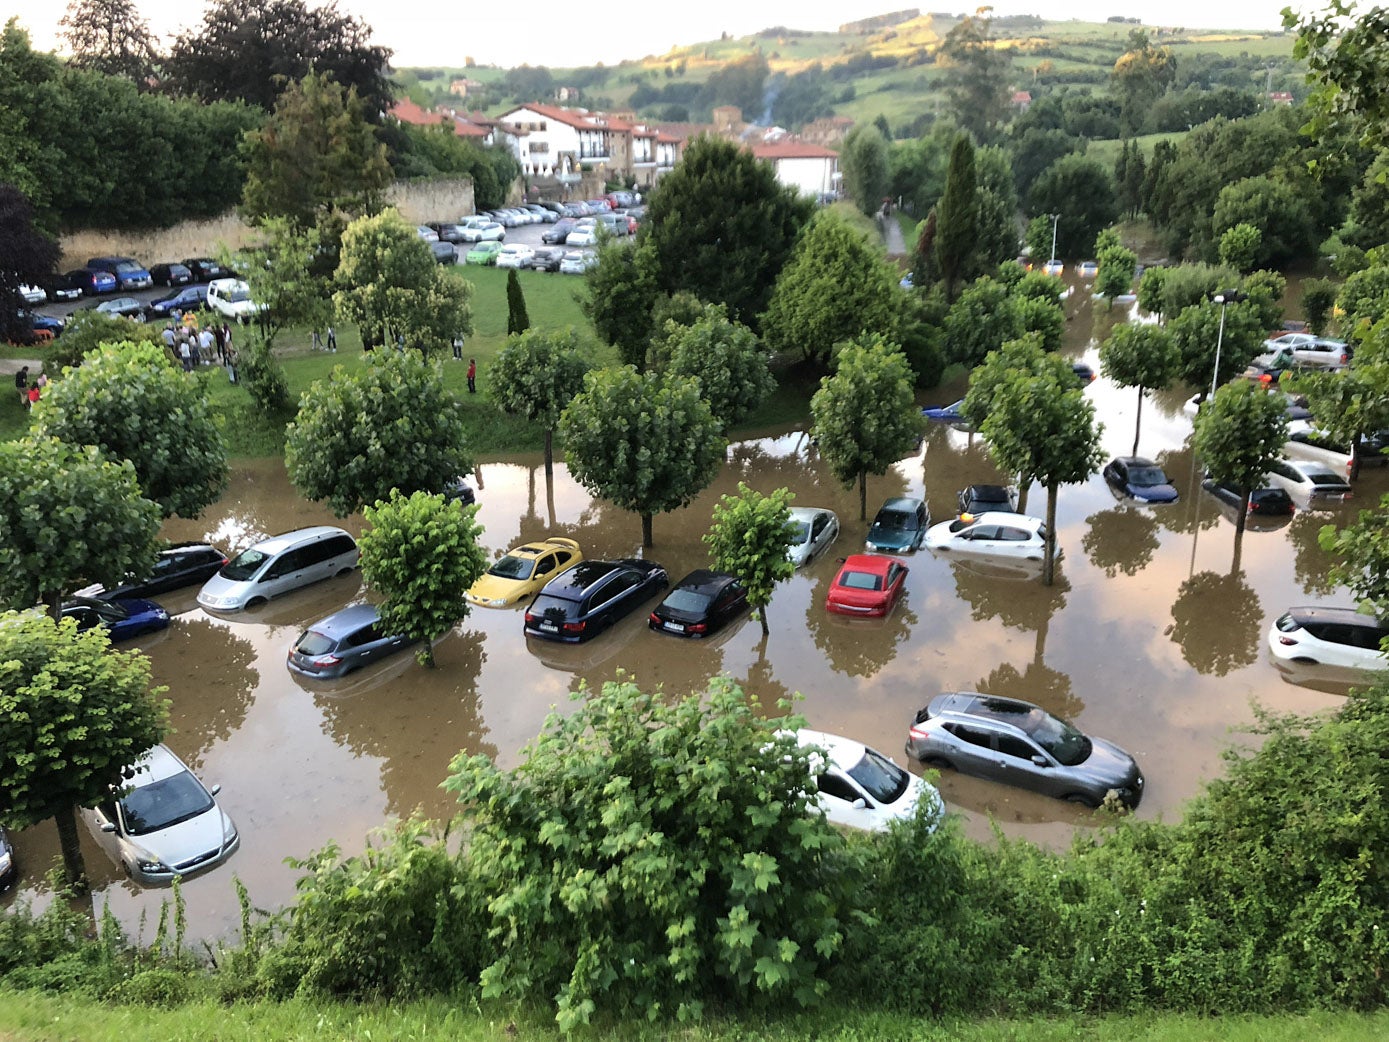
(61, 596, 170, 641)
(81, 743, 239, 886)
(1265, 458, 1352, 505)
(865, 497, 929, 553)
(288, 603, 415, 678)
(1102, 456, 1179, 503)
(922, 399, 967, 423)
(792, 728, 942, 832)
(924, 511, 1048, 560)
(786, 507, 840, 567)
(648, 569, 748, 638)
(524, 559, 668, 643)
(906, 692, 1145, 809)
(79, 542, 228, 601)
(466, 537, 583, 608)
(1201, 477, 1295, 519)
(1268, 607, 1389, 671)
(957, 484, 1016, 516)
(825, 554, 908, 617)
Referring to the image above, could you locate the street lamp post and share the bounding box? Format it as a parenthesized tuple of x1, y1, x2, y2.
(1208, 289, 1245, 401)
(1049, 212, 1060, 263)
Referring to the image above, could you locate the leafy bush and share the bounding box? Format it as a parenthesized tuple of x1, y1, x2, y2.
(444, 677, 853, 1029)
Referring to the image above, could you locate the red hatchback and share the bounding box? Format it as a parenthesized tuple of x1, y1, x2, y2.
(825, 554, 908, 617)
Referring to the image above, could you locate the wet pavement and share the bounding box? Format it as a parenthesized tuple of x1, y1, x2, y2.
(5, 284, 1374, 942)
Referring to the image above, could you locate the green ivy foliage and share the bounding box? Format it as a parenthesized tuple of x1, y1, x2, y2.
(443, 677, 851, 1030)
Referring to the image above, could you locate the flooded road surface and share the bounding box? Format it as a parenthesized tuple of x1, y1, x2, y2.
(7, 283, 1372, 941)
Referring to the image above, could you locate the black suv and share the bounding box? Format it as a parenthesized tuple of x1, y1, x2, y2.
(524, 559, 668, 643)
(83, 542, 229, 601)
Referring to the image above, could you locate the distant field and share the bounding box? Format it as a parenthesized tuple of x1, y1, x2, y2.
(1087, 131, 1187, 166)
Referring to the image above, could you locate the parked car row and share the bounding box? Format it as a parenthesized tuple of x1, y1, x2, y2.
(24, 257, 234, 305)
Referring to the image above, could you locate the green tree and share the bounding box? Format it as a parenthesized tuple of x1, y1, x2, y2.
(809, 335, 920, 520)
(704, 483, 796, 636)
(1110, 29, 1176, 136)
(1289, 3, 1389, 150)
(241, 71, 391, 236)
(965, 336, 1103, 584)
(1289, 318, 1389, 480)
(841, 124, 890, 216)
(973, 146, 1022, 273)
(938, 12, 1010, 140)
(1192, 380, 1289, 537)
(1337, 264, 1389, 341)
(505, 269, 530, 336)
(1099, 323, 1179, 455)
(665, 304, 775, 430)
(358, 490, 487, 669)
(761, 209, 901, 366)
(909, 207, 940, 291)
(559, 367, 724, 547)
(32, 341, 228, 519)
(41, 309, 146, 371)
(285, 352, 472, 517)
(581, 239, 659, 369)
(1345, 152, 1389, 249)
(935, 133, 979, 302)
(1028, 155, 1118, 260)
(333, 209, 473, 356)
(1169, 296, 1265, 398)
(1094, 243, 1137, 307)
(1159, 262, 1241, 318)
(943, 277, 1024, 367)
(1218, 223, 1263, 274)
(642, 136, 812, 324)
(235, 217, 334, 349)
(490, 328, 590, 477)
(0, 437, 160, 619)
(1010, 128, 1084, 201)
(1302, 277, 1338, 335)
(0, 611, 168, 887)
(1114, 139, 1146, 217)
(1209, 177, 1313, 270)
(442, 676, 850, 1029)
(238, 337, 292, 413)
(1017, 294, 1065, 352)
(58, 0, 158, 84)
(0, 184, 60, 344)
(1137, 265, 1168, 321)
(1323, 504, 1389, 618)
(165, 0, 392, 114)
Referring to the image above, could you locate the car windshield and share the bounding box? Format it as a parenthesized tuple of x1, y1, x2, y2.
(1128, 467, 1167, 487)
(488, 554, 535, 580)
(846, 747, 910, 804)
(788, 520, 812, 544)
(839, 571, 883, 591)
(1027, 714, 1092, 767)
(663, 589, 711, 613)
(227, 287, 250, 302)
(874, 509, 917, 531)
(115, 262, 141, 274)
(220, 548, 268, 581)
(120, 772, 214, 835)
(295, 630, 336, 656)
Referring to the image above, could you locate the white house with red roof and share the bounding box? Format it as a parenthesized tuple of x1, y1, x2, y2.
(493, 103, 611, 178)
(749, 140, 840, 198)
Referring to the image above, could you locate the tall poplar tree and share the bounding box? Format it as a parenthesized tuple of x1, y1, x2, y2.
(934, 133, 978, 303)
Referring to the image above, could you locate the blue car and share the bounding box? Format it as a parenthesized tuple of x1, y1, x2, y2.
(922, 399, 967, 423)
(866, 497, 930, 553)
(61, 596, 170, 641)
(66, 267, 118, 295)
(1102, 457, 1179, 504)
(524, 559, 668, 643)
(145, 285, 209, 319)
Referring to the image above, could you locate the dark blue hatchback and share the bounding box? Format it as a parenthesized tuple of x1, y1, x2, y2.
(524, 559, 668, 643)
(1102, 457, 1179, 504)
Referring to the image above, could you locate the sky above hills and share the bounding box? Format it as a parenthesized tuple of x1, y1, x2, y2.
(20, 0, 1297, 70)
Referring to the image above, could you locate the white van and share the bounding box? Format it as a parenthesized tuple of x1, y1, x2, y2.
(197, 527, 358, 612)
(206, 278, 263, 323)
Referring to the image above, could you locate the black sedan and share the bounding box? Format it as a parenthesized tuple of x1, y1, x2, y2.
(149, 262, 193, 287)
(182, 257, 232, 282)
(1201, 478, 1295, 518)
(649, 570, 749, 638)
(524, 559, 668, 643)
(79, 542, 229, 601)
(40, 272, 85, 302)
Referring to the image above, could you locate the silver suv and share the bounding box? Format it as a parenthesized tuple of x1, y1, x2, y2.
(905, 692, 1143, 809)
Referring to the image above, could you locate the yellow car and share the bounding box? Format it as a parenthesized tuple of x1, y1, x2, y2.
(465, 538, 583, 608)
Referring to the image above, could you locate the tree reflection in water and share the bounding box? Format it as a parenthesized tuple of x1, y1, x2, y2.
(157, 615, 259, 774)
(1287, 510, 1343, 597)
(805, 571, 917, 679)
(1082, 506, 1161, 578)
(1166, 569, 1263, 676)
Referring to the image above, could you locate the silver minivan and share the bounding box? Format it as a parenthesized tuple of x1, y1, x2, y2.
(197, 526, 358, 612)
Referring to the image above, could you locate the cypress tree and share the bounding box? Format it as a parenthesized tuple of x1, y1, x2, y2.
(506, 268, 530, 335)
(934, 133, 978, 303)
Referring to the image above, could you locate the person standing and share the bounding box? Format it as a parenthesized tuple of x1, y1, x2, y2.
(326, 326, 337, 353)
(178, 337, 194, 372)
(452, 335, 464, 361)
(15, 365, 29, 407)
(311, 328, 322, 351)
(27, 383, 40, 409)
(213, 322, 226, 365)
(467, 358, 477, 393)
(221, 322, 233, 365)
(161, 324, 177, 354)
(199, 326, 215, 364)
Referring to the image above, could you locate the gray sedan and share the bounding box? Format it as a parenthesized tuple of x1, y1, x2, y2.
(906, 692, 1144, 809)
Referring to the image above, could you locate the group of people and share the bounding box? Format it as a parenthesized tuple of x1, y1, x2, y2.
(161, 319, 236, 376)
(13, 365, 47, 408)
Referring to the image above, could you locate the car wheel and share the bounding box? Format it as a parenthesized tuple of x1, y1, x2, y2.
(244, 597, 267, 610)
(1063, 793, 1101, 809)
(336, 567, 354, 578)
(922, 756, 952, 771)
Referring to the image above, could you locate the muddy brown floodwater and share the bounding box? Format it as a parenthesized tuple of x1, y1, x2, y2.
(6, 283, 1375, 943)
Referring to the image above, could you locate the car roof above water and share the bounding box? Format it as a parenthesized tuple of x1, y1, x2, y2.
(307, 602, 380, 638)
(244, 525, 351, 555)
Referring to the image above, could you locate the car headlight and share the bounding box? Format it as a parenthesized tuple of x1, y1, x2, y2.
(135, 855, 169, 873)
(222, 817, 238, 844)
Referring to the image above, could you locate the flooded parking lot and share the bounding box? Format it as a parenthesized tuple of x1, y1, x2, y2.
(7, 291, 1376, 943)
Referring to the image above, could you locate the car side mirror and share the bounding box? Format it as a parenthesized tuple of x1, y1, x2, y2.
(210, 784, 222, 796)
(1031, 755, 1049, 768)
(100, 822, 117, 833)
(852, 797, 868, 810)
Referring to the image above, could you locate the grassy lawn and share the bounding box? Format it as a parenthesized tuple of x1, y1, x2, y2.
(1, 990, 1387, 1042)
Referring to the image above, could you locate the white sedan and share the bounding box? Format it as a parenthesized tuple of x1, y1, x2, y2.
(565, 219, 600, 247)
(559, 251, 597, 275)
(459, 221, 506, 243)
(923, 511, 1048, 560)
(786, 507, 840, 567)
(792, 729, 942, 833)
(494, 244, 535, 269)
